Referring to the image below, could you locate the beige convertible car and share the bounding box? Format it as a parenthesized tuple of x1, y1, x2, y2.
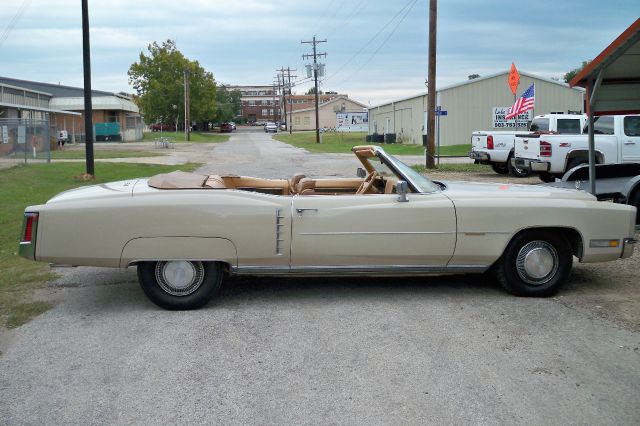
(19, 146, 637, 309)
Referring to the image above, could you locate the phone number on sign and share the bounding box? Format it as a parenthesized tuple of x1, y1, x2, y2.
(493, 122, 530, 128)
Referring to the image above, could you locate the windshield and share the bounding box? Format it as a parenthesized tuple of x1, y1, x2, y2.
(376, 152, 440, 193)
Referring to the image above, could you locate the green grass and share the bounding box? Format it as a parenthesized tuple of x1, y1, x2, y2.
(142, 131, 230, 143)
(273, 131, 469, 156)
(412, 163, 493, 173)
(0, 161, 199, 328)
(51, 150, 163, 160)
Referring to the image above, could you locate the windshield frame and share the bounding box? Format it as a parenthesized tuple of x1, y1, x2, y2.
(374, 149, 440, 194)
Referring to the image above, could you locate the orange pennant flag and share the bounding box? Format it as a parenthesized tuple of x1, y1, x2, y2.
(508, 63, 520, 95)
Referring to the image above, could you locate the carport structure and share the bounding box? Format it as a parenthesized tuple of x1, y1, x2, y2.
(570, 18, 640, 194)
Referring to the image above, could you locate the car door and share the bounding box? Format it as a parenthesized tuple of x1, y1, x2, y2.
(622, 116, 640, 163)
(290, 192, 456, 271)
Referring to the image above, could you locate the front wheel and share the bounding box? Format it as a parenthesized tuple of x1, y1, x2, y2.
(629, 189, 640, 225)
(137, 261, 223, 310)
(495, 230, 573, 297)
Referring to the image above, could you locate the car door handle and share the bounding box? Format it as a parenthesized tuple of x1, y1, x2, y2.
(296, 208, 318, 216)
(624, 141, 635, 145)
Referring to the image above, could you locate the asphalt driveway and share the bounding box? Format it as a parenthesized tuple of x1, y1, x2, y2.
(1, 133, 638, 425)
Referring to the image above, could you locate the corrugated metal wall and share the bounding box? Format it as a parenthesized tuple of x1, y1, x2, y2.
(368, 72, 585, 146)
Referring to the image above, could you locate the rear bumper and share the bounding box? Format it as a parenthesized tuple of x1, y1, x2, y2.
(621, 237, 637, 259)
(512, 157, 550, 172)
(468, 150, 492, 165)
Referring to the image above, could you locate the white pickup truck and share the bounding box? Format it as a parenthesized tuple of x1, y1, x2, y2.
(469, 113, 586, 177)
(512, 114, 640, 182)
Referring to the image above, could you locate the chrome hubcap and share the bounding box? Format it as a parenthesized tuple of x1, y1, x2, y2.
(516, 241, 558, 286)
(155, 261, 205, 296)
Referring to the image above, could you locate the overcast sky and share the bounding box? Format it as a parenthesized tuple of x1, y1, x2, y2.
(1, 0, 637, 106)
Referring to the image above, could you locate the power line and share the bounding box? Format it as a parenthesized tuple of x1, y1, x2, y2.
(0, 0, 31, 49)
(323, 0, 417, 84)
(334, 0, 418, 86)
(301, 36, 327, 144)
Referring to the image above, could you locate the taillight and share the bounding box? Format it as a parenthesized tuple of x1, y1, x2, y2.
(22, 212, 38, 243)
(487, 135, 494, 150)
(540, 141, 552, 157)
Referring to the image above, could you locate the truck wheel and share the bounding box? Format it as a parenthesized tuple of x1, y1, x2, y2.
(137, 261, 223, 310)
(495, 230, 572, 297)
(491, 163, 509, 175)
(507, 156, 531, 177)
(538, 172, 556, 183)
(629, 189, 640, 225)
(566, 158, 588, 173)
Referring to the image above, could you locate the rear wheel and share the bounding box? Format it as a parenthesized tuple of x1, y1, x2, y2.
(566, 157, 588, 173)
(137, 261, 223, 310)
(495, 230, 573, 297)
(538, 172, 556, 183)
(491, 163, 509, 175)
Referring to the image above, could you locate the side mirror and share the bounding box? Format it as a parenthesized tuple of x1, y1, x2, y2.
(396, 181, 409, 202)
(357, 167, 366, 178)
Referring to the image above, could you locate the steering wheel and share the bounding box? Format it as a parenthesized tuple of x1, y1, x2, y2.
(356, 171, 378, 194)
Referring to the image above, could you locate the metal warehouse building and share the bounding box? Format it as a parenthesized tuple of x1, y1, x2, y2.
(368, 70, 585, 146)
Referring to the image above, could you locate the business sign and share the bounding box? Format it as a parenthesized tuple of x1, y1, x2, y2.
(492, 107, 532, 128)
(336, 112, 368, 132)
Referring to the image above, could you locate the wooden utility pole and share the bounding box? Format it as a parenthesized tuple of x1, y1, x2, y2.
(183, 69, 190, 141)
(81, 0, 94, 176)
(302, 36, 327, 144)
(425, 0, 437, 168)
(287, 67, 296, 134)
(276, 68, 287, 131)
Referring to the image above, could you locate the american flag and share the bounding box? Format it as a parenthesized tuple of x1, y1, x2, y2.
(505, 83, 535, 120)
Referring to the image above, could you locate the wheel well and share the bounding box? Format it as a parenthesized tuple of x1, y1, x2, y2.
(566, 151, 603, 167)
(509, 227, 583, 259)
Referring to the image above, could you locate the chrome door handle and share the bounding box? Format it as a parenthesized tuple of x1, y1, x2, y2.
(296, 208, 318, 216)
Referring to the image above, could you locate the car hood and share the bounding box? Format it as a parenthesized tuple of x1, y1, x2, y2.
(46, 179, 139, 204)
(437, 180, 596, 201)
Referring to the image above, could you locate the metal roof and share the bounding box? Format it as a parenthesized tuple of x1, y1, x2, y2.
(0, 76, 129, 99)
(370, 70, 584, 109)
(570, 18, 640, 115)
(0, 101, 81, 115)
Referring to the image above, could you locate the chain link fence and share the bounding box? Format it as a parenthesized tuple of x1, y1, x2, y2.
(0, 118, 51, 167)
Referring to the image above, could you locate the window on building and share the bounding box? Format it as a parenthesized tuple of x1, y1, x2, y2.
(294, 116, 301, 125)
(249, 100, 256, 106)
(106, 111, 119, 122)
(304, 116, 311, 125)
(269, 109, 273, 116)
(261, 109, 268, 116)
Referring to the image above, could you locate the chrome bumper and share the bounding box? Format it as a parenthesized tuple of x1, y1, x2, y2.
(621, 238, 637, 259)
(468, 150, 489, 161)
(512, 158, 550, 172)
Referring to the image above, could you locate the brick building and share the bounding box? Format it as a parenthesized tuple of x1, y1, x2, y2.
(229, 85, 281, 123)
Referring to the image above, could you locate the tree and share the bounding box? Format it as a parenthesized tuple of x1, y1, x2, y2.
(468, 74, 480, 80)
(128, 40, 217, 127)
(564, 60, 591, 84)
(213, 86, 242, 122)
(305, 87, 323, 95)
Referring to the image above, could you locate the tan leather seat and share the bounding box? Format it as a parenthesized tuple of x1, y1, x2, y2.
(296, 178, 316, 195)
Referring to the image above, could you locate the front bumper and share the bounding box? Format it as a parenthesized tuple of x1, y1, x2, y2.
(621, 237, 637, 259)
(512, 157, 550, 172)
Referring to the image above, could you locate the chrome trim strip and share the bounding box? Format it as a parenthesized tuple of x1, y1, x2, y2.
(298, 231, 455, 236)
(231, 264, 489, 276)
(275, 208, 285, 256)
(460, 231, 511, 236)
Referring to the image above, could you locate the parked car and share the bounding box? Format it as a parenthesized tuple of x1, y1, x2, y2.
(18, 145, 636, 309)
(265, 122, 278, 133)
(228, 122, 237, 131)
(150, 123, 176, 132)
(513, 115, 640, 182)
(470, 114, 586, 177)
(220, 122, 234, 133)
